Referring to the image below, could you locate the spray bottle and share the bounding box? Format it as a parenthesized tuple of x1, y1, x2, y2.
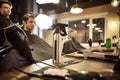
(53, 27, 62, 66)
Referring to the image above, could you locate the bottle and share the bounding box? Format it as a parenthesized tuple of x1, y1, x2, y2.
(53, 27, 62, 66)
(88, 38, 92, 47)
(106, 38, 111, 48)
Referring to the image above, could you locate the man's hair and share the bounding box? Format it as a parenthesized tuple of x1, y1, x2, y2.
(69, 28, 77, 33)
(22, 12, 35, 22)
(0, 0, 12, 8)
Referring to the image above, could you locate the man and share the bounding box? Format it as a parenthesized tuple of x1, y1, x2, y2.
(0, 0, 35, 72)
(21, 12, 53, 61)
(22, 12, 35, 34)
(62, 28, 85, 54)
(0, 0, 13, 46)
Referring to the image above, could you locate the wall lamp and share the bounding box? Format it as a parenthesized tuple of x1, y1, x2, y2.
(70, 0, 83, 14)
(111, 0, 120, 7)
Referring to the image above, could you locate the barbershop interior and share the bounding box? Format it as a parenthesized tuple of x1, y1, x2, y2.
(0, 0, 120, 80)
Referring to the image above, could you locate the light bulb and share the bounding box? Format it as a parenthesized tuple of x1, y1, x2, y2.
(111, 0, 119, 7)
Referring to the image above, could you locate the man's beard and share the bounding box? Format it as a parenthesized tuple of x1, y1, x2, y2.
(27, 28, 33, 32)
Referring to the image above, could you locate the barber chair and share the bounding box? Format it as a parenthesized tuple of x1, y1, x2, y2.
(113, 59, 120, 73)
(0, 45, 12, 57)
(1, 24, 36, 64)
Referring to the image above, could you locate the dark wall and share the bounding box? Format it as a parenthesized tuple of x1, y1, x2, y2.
(9, 0, 27, 23)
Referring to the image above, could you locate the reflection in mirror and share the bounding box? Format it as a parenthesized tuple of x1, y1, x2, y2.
(92, 18, 105, 43)
(68, 19, 89, 43)
(68, 17, 105, 44)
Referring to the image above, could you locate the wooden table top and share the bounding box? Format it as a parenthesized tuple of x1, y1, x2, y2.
(0, 55, 116, 80)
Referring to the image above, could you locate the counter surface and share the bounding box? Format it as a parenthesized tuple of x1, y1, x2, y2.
(0, 54, 116, 80)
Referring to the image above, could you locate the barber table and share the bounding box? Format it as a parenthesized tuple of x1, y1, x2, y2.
(0, 47, 119, 80)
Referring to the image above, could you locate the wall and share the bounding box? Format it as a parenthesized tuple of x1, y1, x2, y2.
(42, 30, 54, 46)
(32, 4, 119, 46)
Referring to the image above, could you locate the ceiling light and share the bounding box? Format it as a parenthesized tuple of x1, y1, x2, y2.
(98, 30, 103, 32)
(81, 20, 86, 23)
(74, 24, 77, 27)
(35, 14, 53, 29)
(53, 0, 60, 4)
(70, 0, 83, 14)
(95, 27, 100, 30)
(111, 0, 119, 7)
(87, 24, 97, 27)
(36, 0, 59, 4)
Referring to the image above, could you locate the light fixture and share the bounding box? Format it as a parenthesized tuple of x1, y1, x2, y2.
(70, 0, 83, 14)
(111, 0, 120, 7)
(36, 0, 60, 4)
(53, 0, 60, 4)
(35, 14, 53, 29)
